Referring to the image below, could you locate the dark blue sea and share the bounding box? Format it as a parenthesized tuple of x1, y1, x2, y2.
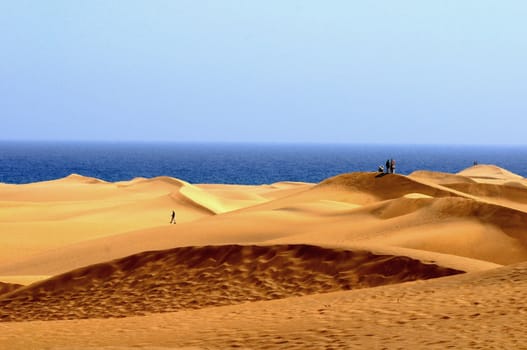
(0, 142, 526, 184)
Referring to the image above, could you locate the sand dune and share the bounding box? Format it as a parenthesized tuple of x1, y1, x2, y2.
(1, 166, 527, 348)
(443, 182, 527, 212)
(317, 172, 459, 200)
(0, 244, 461, 322)
(0, 282, 22, 297)
(0, 175, 305, 267)
(1, 260, 525, 349)
(3, 170, 526, 275)
(458, 164, 525, 183)
(409, 170, 477, 184)
(263, 198, 527, 265)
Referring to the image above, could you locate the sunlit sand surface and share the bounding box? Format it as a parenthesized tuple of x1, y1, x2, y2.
(1, 164, 526, 348)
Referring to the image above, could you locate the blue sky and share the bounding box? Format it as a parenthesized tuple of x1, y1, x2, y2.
(1, 1, 526, 144)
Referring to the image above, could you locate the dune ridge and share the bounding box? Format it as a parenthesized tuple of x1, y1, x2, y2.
(457, 164, 524, 181)
(316, 172, 461, 201)
(0, 282, 22, 297)
(409, 170, 477, 185)
(0, 244, 462, 322)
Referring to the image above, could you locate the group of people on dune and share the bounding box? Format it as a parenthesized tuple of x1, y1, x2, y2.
(378, 159, 396, 174)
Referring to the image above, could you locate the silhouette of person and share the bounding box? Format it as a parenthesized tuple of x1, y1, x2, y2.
(170, 210, 176, 224)
(390, 159, 396, 174)
(385, 159, 390, 174)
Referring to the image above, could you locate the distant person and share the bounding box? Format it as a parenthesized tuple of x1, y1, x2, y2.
(390, 159, 396, 174)
(170, 210, 176, 224)
(473, 160, 478, 166)
(378, 165, 384, 173)
(385, 159, 391, 174)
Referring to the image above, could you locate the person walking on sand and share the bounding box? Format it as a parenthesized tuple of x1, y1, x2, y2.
(385, 159, 390, 174)
(170, 210, 176, 224)
(390, 159, 396, 174)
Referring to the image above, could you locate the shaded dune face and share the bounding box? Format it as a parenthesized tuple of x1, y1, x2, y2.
(426, 197, 527, 245)
(316, 172, 459, 201)
(445, 182, 527, 204)
(374, 195, 527, 240)
(0, 282, 23, 296)
(408, 170, 477, 185)
(0, 244, 462, 322)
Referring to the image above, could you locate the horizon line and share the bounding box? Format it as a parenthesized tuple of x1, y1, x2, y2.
(1, 139, 527, 147)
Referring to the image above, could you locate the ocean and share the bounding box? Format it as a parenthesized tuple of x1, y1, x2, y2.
(0, 142, 526, 184)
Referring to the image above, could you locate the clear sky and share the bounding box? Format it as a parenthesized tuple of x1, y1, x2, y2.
(1, 1, 526, 144)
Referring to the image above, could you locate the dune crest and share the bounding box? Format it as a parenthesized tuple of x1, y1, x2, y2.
(317, 172, 459, 202)
(409, 170, 476, 185)
(0, 282, 22, 296)
(117, 176, 189, 188)
(0, 244, 462, 322)
(458, 164, 524, 181)
(62, 173, 107, 184)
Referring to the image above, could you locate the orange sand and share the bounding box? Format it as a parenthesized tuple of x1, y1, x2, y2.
(1, 164, 526, 348)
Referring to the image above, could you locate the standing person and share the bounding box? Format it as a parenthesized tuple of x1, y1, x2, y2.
(385, 159, 391, 174)
(391, 159, 396, 174)
(170, 210, 176, 224)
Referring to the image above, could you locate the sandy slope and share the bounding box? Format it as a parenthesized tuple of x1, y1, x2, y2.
(1, 164, 526, 348)
(457, 164, 524, 182)
(0, 282, 22, 296)
(1, 261, 525, 349)
(0, 175, 309, 271)
(0, 244, 461, 322)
